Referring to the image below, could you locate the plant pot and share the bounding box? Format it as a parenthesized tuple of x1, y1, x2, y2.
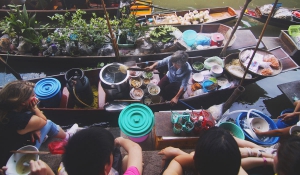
(117, 35, 135, 48)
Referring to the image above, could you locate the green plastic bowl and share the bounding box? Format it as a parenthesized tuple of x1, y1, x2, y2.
(219, 122, 245, 140)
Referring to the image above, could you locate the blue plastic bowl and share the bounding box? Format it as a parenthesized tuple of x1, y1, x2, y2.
(276, 109, 299, 129)
(182, 30, 197, 46)
(202, 80, 217, 93)
(236, 111, 279, 145)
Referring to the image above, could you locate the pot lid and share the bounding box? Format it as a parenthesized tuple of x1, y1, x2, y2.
(34, 78, 61, 100)
(211, 33, 224, 41)
(118, 103, 154, 137)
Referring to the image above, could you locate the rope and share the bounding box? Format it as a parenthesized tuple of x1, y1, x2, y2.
(72, 86, 94, 108)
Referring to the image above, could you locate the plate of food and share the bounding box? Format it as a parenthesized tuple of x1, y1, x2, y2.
(192, 61, 204, 72)
(224, 53, 257, 80)
(148, 84, 161, 96)
(129, 66, 143, 77)
(130, 88, 144, 100)
(143, 71, 154, 79)
(129, 77, 143, 88)
(239, 48, 282, 77)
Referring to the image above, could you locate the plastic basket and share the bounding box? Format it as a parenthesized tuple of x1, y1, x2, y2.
(219, 122, 245, 140)
(236, 111, 279, 145)
(288, 25, 300, 37)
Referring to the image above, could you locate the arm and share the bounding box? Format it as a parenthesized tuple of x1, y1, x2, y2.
(278, 100, 300, 121)
(145, 56, 171, 71)
(158, 147, 189, 160)
(163, 154, 194, 175)
(115, 137, 143, 174)
(17, 98, 48, 135)
(170, 71, 191, 105)
(238, 167, 248, 175)
(170, 87, 185, 105)
(254, 127, 291, 137)
(234, 137, 264, 149)
(241, 157, 273, 170)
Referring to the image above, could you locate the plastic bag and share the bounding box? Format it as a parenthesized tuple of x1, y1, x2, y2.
(48, 140, 67, 154)
(195, 34, 211, 46)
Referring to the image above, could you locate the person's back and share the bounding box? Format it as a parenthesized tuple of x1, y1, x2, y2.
(275, 136, 300, 175)
(62, 127, 143, 175)
(162, 127, 241, 175)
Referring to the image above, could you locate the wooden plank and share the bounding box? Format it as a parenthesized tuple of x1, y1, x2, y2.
(277, 80, 300, 104)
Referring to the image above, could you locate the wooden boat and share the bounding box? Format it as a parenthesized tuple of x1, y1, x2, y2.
(22, 47, 298, 125)
(0, 23, 236, 63)
(262, 30, 300, 59)
(243, 6, 300, 28)
(0, 0, 154, 20)
(137, 6, 238, 25)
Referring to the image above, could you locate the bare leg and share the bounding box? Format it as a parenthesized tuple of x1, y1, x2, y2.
(55, 127, 67, 139)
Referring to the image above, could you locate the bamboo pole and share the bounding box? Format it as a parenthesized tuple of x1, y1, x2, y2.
(239, 0, 279, 86)
(101, 0, 120, 62)
(0, 56, 22, 80)
(219, 0, 252, 57)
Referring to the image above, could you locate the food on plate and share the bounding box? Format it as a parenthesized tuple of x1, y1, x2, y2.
(143, 71, 153, 79)
(206, 83, 218, 91)
(261, 68, 273, 76)
(149, 86, 160, 95)
(130, 78, 142, 88)
(192, 62, 204, 71)
(292, 130, 300, 136)
(130, 70, 136, 76)
(16, 154, 36, 174)
(263, 55, 280, 69)
(133, 88, 143, 97)
(143, 78, 150, 85)
(226, 65, 252, 79)
(191, 83, 202, 91)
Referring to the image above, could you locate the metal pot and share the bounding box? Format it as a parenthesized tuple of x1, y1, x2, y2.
(99, 62, 130, 100)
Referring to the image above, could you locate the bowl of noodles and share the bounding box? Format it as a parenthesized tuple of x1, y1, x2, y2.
(6, 145, 39, 175)
(130, 88, 144, 100)
(148, 84, 160, 96)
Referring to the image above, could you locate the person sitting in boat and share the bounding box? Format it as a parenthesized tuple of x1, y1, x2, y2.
(254, 100, 300, 138)
(159, 127, 276, 175)
(0, 80, 78, 168)
(60, 127, 142, 175)
(145, 50, 192, 105)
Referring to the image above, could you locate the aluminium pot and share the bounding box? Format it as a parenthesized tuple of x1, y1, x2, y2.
(99, 62, 130, 100)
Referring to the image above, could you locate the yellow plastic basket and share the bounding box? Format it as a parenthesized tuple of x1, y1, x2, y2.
(288, 25, 300, 37)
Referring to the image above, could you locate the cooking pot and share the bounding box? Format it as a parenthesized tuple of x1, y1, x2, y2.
(99, 62, 130, 100)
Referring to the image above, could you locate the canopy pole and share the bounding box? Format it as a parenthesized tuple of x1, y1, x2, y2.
(219, 0, 252, 57)
(101, 0, 120, 62)
(239, 0, 279, 86)
(0, 56, 22, 80)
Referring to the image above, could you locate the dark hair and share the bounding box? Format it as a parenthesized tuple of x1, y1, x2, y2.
(170, 50, 188, 65)
(63, 127, 115, 175)
(0, 81, 35, 123)
(193, 127, 241, 175)
(276, 136, 300, 175)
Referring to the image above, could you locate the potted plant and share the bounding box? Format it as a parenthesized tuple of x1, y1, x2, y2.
(117, 7, 148, 47)
(2, 5, 37, 46)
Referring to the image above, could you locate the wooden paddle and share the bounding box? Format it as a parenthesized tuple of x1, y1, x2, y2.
(10, 150, 50, 154)
(0, 56, 22, 80)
